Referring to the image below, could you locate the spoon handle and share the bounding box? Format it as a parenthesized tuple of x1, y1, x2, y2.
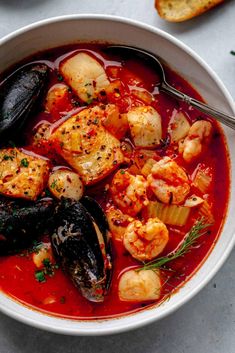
(161, 82, 235, 130)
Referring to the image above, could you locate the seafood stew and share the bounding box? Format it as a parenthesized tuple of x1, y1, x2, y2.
(0, 44, 229, 319)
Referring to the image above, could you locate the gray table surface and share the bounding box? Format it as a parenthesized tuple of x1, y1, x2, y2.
(0, 0, 234, 352)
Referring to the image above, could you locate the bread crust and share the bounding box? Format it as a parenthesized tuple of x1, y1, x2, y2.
(155, 0, 224, 22)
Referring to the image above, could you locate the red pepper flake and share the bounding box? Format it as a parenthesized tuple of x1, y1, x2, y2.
(87, 128, 96, 137)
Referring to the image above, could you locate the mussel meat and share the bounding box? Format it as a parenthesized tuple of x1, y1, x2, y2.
(0, 196, 55, 255)
(51, 198, 112, 303)
(0, 63, 49, 141)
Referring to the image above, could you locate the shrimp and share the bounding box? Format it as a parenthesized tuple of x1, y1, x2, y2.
(106, 206, 134, 241)
(123, 217, 169, 261)
(179, 120, 212, 163)
(147, 157, 190, 204)
(118, 269, 161, 301)
(110, 170, 149, 217)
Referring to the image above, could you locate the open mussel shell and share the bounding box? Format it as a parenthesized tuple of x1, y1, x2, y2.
(0, 63, 49, 141)
(51, 198, 112, 303)
(0, 196, 55, 255)
(80, 196, 113, 291)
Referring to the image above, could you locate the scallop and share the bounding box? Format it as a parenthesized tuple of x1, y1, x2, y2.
(127, 106, 162, 147)
(168, 111, 190, 143)
(118, 269, 161, 301)
(48, 169, 84, 201)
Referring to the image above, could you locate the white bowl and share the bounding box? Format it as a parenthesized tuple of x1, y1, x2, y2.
(0, 14, 234, 336)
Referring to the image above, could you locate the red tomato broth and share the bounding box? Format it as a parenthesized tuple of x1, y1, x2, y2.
(0, 44, 229, 319)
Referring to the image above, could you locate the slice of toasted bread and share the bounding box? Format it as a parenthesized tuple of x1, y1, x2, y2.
(155, 0, 224, 22)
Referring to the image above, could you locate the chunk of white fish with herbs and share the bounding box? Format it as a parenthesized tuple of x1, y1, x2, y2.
(60, 52, 110, 103)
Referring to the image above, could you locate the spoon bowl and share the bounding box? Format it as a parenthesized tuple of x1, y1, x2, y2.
(106, 45, 235, 130)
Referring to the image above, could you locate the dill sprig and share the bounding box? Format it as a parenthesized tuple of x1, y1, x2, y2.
(140, 218, 211, 271)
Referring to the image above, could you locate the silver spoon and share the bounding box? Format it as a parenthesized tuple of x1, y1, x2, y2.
(105, 45, 235, 130)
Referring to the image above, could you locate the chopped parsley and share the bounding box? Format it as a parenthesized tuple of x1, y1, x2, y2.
(57, 74, 64, 82)
(230, 50, 235, 56)
(50, 178, 63, 193)
(44, 189, 51, 197)
(20, 158, 29, 167)
(50, 180, 57, 189)
(42, 258, 55, 276)
(60, 296, 66, 304)
(87, 98, 93, 105)
(35, 270, 46, 283)
(3, 155, 14, 161)
(34, 257, 59, 283)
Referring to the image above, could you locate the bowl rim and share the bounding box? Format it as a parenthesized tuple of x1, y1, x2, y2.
(0, 14, 234, 336)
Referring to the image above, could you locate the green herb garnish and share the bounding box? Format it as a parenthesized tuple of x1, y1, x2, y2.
(50, 180, 57, 189)
(20, 158, 29, 167)
(87, 98, 93, 105)
(57, 74, 64, 82)
(3, 155, 14, 161)
(34, 256, 59, 283)
(44, 189, 51, 197)
(230, 50, 235, 56)
(35, 270, 46, 283)
(140, 218, 211, 271)
(50, 180, 62, 193)
(60, 296, 66, 304)
(42, 258, 55, 276)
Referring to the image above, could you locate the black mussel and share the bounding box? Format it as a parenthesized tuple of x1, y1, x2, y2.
(80, 196, 113, 291)
(0, 196, 55, 255)
(51, 198, 112, 303)
(0, 63, 49, 141)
